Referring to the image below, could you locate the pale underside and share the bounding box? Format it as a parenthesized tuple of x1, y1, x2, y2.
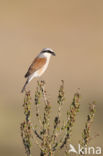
(27, 53, 51, 82)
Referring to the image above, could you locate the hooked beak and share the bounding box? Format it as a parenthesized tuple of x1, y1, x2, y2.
(52, 51, 56, 56)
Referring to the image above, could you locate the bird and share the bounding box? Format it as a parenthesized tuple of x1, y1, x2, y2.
(21, 48, 56, 93)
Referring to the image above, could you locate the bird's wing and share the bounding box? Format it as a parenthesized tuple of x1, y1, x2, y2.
(25, 57, 47, 78)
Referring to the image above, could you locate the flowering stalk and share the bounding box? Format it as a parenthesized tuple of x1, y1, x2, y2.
(81, 102, 96, 147)
(20, 81, 97, 156)
(20, 91, 32, 156)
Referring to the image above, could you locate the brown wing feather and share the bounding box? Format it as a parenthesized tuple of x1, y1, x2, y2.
(25, 57, 47, 78)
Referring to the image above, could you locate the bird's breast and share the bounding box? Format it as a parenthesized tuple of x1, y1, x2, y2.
(37, 59, 50, 76)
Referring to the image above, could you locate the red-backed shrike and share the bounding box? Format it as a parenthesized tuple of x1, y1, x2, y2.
(21, 48, 56, 93)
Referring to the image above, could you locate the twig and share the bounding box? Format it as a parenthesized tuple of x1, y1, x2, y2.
(35, 85, 43, 127)
(38, 81, 52, 155)
(60, 92, 80, 150)
(51, 80, 65, 147)
(20, 91, 32, 156)
(81, 102, 96, 146)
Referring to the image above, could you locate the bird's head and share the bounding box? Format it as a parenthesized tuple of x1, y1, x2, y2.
(41, 48, 56, 56)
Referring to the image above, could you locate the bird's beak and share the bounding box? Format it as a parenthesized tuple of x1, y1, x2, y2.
(52, 51, 56, 56)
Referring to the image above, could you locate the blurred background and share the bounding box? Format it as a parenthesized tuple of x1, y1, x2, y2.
(0, 0, 103, 155)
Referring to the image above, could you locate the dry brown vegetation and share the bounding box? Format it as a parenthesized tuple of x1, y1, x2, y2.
(20, 81, 96, 156)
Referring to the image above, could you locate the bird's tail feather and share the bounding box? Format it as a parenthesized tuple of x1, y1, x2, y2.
(21, 79, 29, 93)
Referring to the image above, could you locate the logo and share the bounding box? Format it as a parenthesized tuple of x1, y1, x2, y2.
(69, 144, 102, 155)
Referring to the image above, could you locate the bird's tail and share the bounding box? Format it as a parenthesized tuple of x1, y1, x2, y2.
(21, 79, 29, 93)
